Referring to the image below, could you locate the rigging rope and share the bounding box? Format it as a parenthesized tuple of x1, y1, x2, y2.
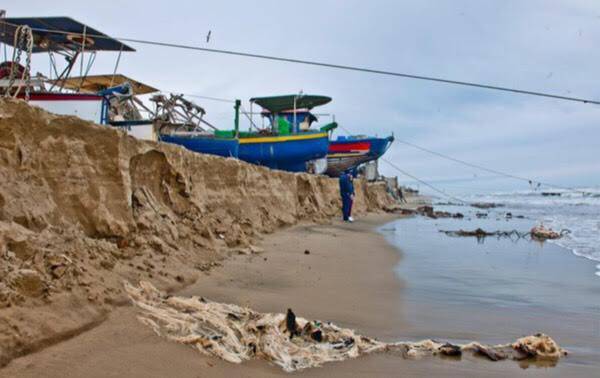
(47, 51, 60, 81)
(393, 138, 590, 194)
(79, 51, 96, 90)
(79, 25, 87, 78)
(240, 104, 260, 130)
(341, 122, 588, 196)
(5, 25, 33, 100)
(339, 122, 467, 202)
(180, 93, 235, 103)
(1, 21, 599, 106)
(109, 44, 124, 88)
(380, 157, 467, 204)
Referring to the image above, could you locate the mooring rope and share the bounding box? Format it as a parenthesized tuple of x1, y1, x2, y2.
(5, 25, 33, 100)
(393, 138, 592, 195)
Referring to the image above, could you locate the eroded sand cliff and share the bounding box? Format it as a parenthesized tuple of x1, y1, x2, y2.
(0, 99, 396, 366)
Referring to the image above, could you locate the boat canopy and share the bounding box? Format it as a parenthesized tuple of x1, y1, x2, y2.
(0, 17, 134, 53)
(250, 94, 331, 113)
(59, 74, 158, 94)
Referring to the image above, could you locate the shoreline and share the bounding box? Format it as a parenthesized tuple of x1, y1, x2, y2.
(3, 212, 595, 377)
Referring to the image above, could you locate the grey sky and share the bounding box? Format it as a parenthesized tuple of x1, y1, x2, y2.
(5, 0, 600, 195)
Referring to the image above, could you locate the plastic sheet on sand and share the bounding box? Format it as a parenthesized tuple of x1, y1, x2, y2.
(125, 281, 566, 372)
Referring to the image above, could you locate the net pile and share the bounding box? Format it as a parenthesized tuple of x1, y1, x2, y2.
(125, 281, 566, 372)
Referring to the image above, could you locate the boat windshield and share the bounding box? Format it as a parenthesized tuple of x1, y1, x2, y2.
(262, 110, 318, 134)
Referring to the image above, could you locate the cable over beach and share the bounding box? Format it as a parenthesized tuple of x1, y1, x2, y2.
(2, 20, 599, 106)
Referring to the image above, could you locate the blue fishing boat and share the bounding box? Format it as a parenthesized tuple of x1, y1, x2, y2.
(160, 133, 239, 158)
(236, 94, 337, 172)
(325, 135, 394, 177)
(238, 131, 330, 172)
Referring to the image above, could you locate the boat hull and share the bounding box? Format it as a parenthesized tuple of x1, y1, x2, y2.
(238, 132, 329, 172)
(20, 92, 105, 124)
(160, 134, 239, 158)
(326, 136, 394, 177)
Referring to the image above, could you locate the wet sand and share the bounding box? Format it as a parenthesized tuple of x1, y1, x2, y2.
(1, 214, 596, 377)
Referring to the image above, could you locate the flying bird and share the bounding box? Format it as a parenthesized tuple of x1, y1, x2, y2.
(206, 30, 211, 43)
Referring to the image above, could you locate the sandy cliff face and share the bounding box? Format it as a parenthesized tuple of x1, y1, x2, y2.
(0, 99, 396, 366)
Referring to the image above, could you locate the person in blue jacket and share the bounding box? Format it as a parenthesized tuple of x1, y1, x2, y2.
(339, 170, 355, 222)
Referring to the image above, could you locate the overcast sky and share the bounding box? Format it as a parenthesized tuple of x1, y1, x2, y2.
(5, 0, 600, 195)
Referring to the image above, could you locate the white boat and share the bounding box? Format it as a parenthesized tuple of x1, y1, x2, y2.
(0, 16, 136, 125)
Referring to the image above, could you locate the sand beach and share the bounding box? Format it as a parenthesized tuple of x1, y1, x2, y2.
(2, 212, 598, 377)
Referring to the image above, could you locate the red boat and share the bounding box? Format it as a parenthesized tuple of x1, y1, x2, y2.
(326, 135, 394, 177)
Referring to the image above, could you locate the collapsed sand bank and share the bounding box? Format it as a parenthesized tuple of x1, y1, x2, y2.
(0, 99, 398, 367)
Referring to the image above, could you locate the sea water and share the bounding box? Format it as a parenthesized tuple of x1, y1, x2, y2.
(379, 188, 600, 364)
(464, 187, 600, 277)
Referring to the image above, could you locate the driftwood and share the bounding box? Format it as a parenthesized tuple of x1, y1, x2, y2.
(541, 192, 561, 197)
(125, 282, 566, 372)
(403, 206, 464, 219)
(440, 226, 570, 241)
(471, 202, 504, 209)
(441, 228, 498, 238)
